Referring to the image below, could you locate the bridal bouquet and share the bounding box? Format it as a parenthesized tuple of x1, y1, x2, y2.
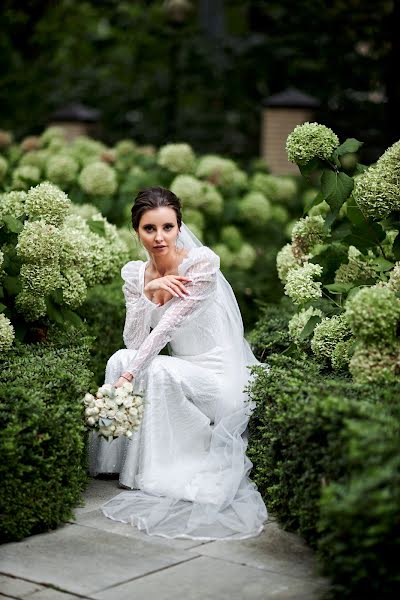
(82, 382, 144, 441)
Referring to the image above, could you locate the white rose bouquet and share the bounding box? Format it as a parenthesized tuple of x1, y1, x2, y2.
(82, 382, 144, 441)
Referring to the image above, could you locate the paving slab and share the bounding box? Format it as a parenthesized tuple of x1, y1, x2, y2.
(0, 523, 194, 597)
(27, 590, 84, 600)
(0, 574, 43, 598)
(190, 520, 325, 580)
(72, 478, 121, 515)
(92, 555, 327, 600)
(70, 508, 207, 551)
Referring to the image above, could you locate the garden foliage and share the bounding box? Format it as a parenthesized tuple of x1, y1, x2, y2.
(0, 329, 94, 542)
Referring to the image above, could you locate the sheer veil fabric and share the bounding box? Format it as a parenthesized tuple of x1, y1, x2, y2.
(99, 222, 268, 540)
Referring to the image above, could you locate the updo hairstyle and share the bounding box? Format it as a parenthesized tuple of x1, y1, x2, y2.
(131, 187, 182, 231)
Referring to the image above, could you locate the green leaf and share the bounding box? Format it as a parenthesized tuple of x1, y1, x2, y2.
(321, 170, 354, 212)
(346, 197, 366, 227)
(298, 314, 322, 341)
(45, 297, 65, 325)
(51, 288, 64, 305)
(2, 215, 24, 233)
(334, 138, 364, 157)
(88, 218, 106, 237)
(369, 258, 395, 272)
(303, 190, 324, 214)
(3, 275, 22, 295)
(324, 282, 354, 294)
(346, 286, 365, 300)
(353, 163, 369, 175)
(60, 307, 83, 328)
(0, 285, 3, 298)
(298, 157, 323, 177)
(392, 232, 400, 261)
(0, 302, 6, 312)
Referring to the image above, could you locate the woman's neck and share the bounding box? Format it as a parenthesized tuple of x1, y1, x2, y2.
(148, 248, 187, 276)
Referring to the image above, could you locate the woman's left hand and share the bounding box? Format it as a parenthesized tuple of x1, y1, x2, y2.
(114, 375, 134, 388)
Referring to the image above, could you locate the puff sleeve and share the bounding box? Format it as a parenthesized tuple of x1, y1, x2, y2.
(121, 261, 155, 350)
(125, 247, 220, 378)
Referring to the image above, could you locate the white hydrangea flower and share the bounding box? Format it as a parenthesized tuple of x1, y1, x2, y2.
(284, 262, 323, 304)
(20, 261, 62, 296)
(286, 122, 339, 165)
(15, 290, 47, 321)
(17, 220, 61, 263)
(170, 174, 204, 208)
(0, 191, 27, 220)
(46, 154, 79, 186)
(78, 161, 117, 196)
(158, 143, 196, 174)
(0, 314, 15, 352)
(25, 181, 71, 227)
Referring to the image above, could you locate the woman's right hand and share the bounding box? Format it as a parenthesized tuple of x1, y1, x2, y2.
(144, 275, 192, 299)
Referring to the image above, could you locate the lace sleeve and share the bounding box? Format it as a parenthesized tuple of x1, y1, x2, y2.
(125, 248, 220, 377)
(121, 261, 154, 349)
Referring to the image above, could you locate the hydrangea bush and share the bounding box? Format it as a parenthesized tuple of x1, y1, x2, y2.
(0, 181, 129, 343)
(276, 123, 400, 382)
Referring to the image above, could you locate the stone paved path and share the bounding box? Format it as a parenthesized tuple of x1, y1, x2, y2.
(0, 479, 329, 599)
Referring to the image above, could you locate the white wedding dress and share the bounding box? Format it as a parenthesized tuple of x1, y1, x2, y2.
(88, 243, 267, 540)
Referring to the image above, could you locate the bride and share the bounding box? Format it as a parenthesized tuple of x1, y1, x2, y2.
(88, 186, 267, 540)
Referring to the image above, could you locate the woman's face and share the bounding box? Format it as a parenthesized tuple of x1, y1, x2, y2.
(137, 207, 179, 256)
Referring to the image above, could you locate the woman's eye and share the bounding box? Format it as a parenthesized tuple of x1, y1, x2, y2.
(164, 225, 173, 230)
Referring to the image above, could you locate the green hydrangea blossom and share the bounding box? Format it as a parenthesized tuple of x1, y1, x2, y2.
(284, 262, 323, 304)
(345, 285, 400, 342)
(331, 339, 353, 372)
(239, 192, 272, 226)
(288, 306, 323, 344)
(276, 243, 302, 283)
(196, 155, 239, 188)
(25, 182, 70, 227)
(115, 139, 137, 157)
(212, 243, 234, 270)
(0, 313, 14, 352)
(251, 173, 297, 202)
(236, 243, 256, 269)
(69, 203, 100, 220)
(40, 126, 66, 147)
(15, 290, 47, 322)
(158, 143, 196, 174)
(170, 175, 204, 209)
(0, 156, 8, 181)
(60, 269, 87, 308)
(45, 154, 79, 186)
(270, 205, 289, 224)
(20, 261, 62, 295)
(334, 246, 376, 284)
(182, 208, 205, 231)
(0, 191, 27, 220)
(387, 262, 400, 292)
(17, 220, 61, 263)
(202, 183, 224, 216)
(78, 161, 117, 196)
(349, 342, 400, 384)
(375, 139, 400, 180)
(291, 215, 327, 257)
(311, 315, 351, 363)
(286, 122, 339, 166)
(12, 165, 41, 190)
(19, 150, 49, 171)
(352, 165, 399, 219)
(221, 225, 243, 252)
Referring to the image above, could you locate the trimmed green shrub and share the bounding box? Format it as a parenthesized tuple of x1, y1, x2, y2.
(0, 332, 94, 542)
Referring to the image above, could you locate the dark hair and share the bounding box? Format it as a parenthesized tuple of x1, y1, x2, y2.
(131, 187, 182, 231)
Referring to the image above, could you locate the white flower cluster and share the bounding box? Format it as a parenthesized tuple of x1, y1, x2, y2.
(286, 122, 339, 166)
(25, 182, 71, 226)
(284, 262, 323, 304)
(78, 161, 117, 196)
(157, 143, 196, 174)
(0, 191, 27, 220)
(83, 382, 144, 441)
(0, 313, 15, 352)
